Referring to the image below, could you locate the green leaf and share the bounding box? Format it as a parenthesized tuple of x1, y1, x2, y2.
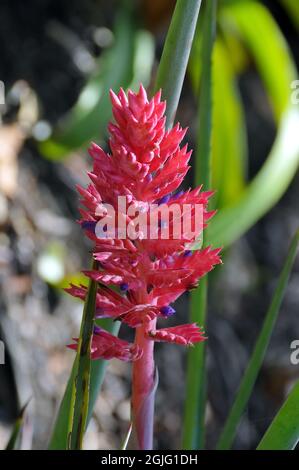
(182, 0, 217, 450)
(219, 0, 296, 122)
(183, 280, 208, 449)
(129, 29, 155, 91)
(40, 5, 137, 159)
(208, 107, 299, 248)
(194, 1, 217, 190)
(195, 0, 299, 249)
(58, 272, 89, 290)
(48, 318, 120, 449)
(5, 401, 30, 450)
(155, 0, 204, 127)
(217, 231, 299, 449)
(189, 21, 247, 209)
(67, 275, 97, 449)
(207, 1, 299, 247)
(87, 320, 121, 424)
(257, 380, 299, 450)
(210, 38, 247, 207)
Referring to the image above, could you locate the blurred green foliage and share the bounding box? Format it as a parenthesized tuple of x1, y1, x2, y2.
(40, 4, 154, 159)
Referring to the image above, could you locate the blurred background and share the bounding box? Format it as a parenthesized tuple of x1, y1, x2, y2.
(0, 0, 298, 450)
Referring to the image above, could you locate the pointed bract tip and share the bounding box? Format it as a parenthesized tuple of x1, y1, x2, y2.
(138, 83, 148, 103)
(109, 89, 121, 108)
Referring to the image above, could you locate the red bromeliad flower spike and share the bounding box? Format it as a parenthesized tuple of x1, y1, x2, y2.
(67, 85, 221, 450)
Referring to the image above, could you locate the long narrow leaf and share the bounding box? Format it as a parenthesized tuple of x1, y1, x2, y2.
(217, 230, 299, 449)
(5, 401, 30, 450)
(182, 0, 217, 450)
(189, 31, 247, 209)
(257, 380, 299, 450)
(210, 39, 247, 208)
(49, 319, 119, 449)
(220, 0, 296, 122)
(208, 108, 299, 248)
(155, 0, 203, 127)
(67, 276, 97, 449)
(183, 280, 208, 449)
(207, 0, 299, 247)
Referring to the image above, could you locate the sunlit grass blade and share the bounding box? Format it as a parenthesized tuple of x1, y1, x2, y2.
(182, 0, 217, 450)
(217, 230, 299, 449)
(257, 380, 299, 450)
(5, 401, 30, 450)
(155, 0, 203, 127)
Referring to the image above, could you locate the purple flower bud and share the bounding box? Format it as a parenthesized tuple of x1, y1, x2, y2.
(157, 194, 171, 205)
(120, 283, 129, 292)
(145, 173, 153, 182)
(160, 305, 176, 317)
(93, 325, 102, 335)
(183, 250, 193, 257)
(172, 190, 184, 200)
(81, 220, 96, 233)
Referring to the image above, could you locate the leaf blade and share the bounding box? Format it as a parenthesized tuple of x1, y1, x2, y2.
(207, 0, 299, 247)
(208, 108, 299, 248)
(257, 380, 299, 450)
(210, 39, 247, 208)
(48, 319, 120, 449)
(67, 276, 97, 449)
(182, 0, 217, 450)
(155, 0, 204, 127)
(220, 0, 296, 122)
(5, 401, 30, 450)
(217, 231, 299, 449)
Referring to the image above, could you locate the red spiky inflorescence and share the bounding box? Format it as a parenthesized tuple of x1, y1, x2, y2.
(67, 84, 222, 450)
(68, 85, 221, 361)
